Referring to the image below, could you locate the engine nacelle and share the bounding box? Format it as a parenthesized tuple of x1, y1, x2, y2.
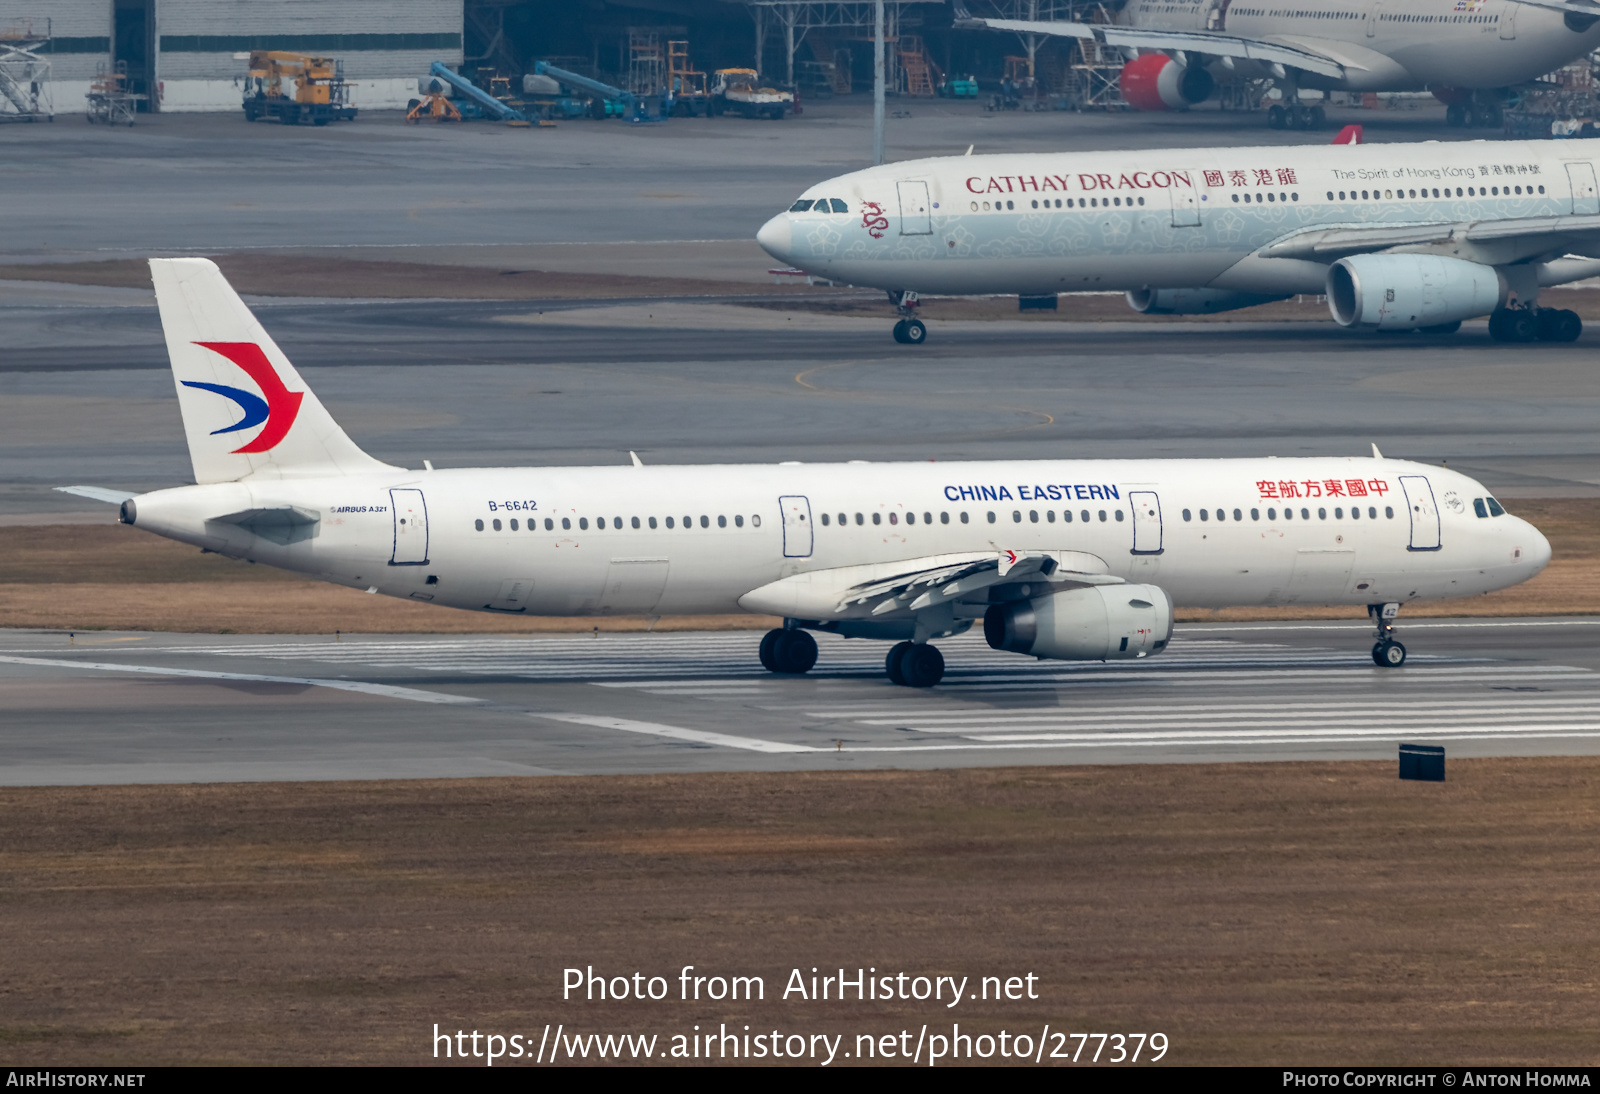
(1127, 287, 1287, 315)
(1326, 254, 1501, 330)
(1119, 53, 1214, 112)
(984, 584, 1174, 661)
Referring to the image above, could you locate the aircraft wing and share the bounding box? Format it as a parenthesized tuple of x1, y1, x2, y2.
(1259, 213, 1600, 260)
(739, 549, 1123, 621)
(955, 14, 1348, 80)
(1501, 0, 1600, 22)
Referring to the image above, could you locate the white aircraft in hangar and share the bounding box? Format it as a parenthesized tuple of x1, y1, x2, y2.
(756, 135, 1600, 343)
(62, 259, 1548, 688)
(955, 0, 1600, 129)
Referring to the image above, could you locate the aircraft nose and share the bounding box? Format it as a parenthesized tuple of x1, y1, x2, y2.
(756, 213, 792, 261)
(1522, 520, 1552, 574)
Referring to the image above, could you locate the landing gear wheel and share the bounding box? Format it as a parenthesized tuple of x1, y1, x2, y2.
(892, 319, 909, 343)
(1538, 308, 1582, 342)
(1489, 307, 1538, 343)
(1446, 103, 1467, 128)
(1308, 104, 1326, 129)
(761, 628, 817, 674)
(901, 318, 927, 345)
(885, 640, 913, 685)
(1266, 104, 1287, 130)
(900, 643, 945, 688)
(1372, 639, 1407, 668)
(1285, 105, 1305, 130)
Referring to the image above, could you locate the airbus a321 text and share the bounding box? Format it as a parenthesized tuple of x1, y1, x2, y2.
(61, 259, 1550, 686)
(757, 134, 1600, 345)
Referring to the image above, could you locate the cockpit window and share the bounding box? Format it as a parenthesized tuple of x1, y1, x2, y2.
(829, 198, 849, 213)
(789, 199, 814, 212)
(1473, 498, 1489, 519)
(1486, 497, 1505, 517)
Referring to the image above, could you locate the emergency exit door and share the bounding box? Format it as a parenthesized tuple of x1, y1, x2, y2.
(779, 495, 813, 558)
(1129, 491, 1164, 554)
(1568, 162, 1598, 214)
(390, 488, 429, 565)
(897, 180, 932, 235)
(1399, 475, 1441, 551)
(1168, 173, 1201, 227)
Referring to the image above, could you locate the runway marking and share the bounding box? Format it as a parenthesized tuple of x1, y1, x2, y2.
(532, 713, 817, 753)
(0, 655, 484, 706)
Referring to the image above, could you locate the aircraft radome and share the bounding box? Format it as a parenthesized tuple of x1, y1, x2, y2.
(61, 259, 1550, 688)
(757, 134, 1600, 344)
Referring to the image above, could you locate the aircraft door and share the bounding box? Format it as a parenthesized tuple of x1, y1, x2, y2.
(1567, 162, 1599, 214)
(1366, 1, 1379, 36)
(389, 488, 429, 565)
(779, 495, 813, 557)
(1168, 173, 1201, 227)
(1399, 475, 1441, 551)
(600, 558, 670, 614)
(1129, 490, 1164, 554)
(1499, 2, 1516, 38)
(897, 180, 932, 235)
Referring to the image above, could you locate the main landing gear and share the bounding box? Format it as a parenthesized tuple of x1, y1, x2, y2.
(1444, 101, 1505, 130)
(885, 640, 945, 687)
(1265, 103, 1326, 131)
(1488, 306, 1582, 343)
(1369, 602, 1405, 668)
(888, 289, 927, 345)
(759, 627, 817, 674)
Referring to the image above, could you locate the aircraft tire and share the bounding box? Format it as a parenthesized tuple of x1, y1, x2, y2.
(892, 320, 909, 343)
(885, 641, 913, 685)
(1489, 308, 1537, 343)
(1309, 105, 1326, 129)
(902, 318, 927, 345)
(1266, 105, 1286, 130)
(901, 643, 945, 688)
(773, 629, 818, 674)
(1538, 308, 1582, 343)
(759, 628, 783, 671)
(1446, 103, 1467, 128)
(1372, 639, 1406, 668)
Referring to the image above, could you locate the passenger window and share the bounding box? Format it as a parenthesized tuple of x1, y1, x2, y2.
(614, 516, 622, 529)
(1064, 510, 1073, 523)
(1046, 510, 1056, 523)
(632, 516, 640, 529)
(1318, 508, 1326, 520)
(1487, 497, 1505, 517)
(683, 515, 692, 528)
(665, 516, 674, 528)
(873, 512, 882, 525)
(475, 519, 484, 531)
(830, 198, 848, 213)
(1385, 506, 1394, 518)
(509, 518, 518, 530)
(1081, 510, 1090, 523)
(1473, 498, 1488, 518)
(1231, 509, 1241, 521)
(1216, 508, 1226, 522)
(1267, 508, 1277, 520)
(889, 512, 898, 525)
(578, 517, 587, 530)
(545, 518, 554, 530)
(924, 512, 932, 524)
(718, 515, 727, 528)
(1351, 507, 1360, 520)
(1250, 508, 1259, 521)
(1302, 509, 1310, 520)
(1200, 509, 1209, 522)
(1013, 510, 1022, 523)
(1368, 507, 1377, 519)
(941, 512, 950, 524)
(821, 513, 830, 526)
(1115, 510, 1124, 522)
(752, 515, 761, 527)
(1334, 507, 1342, 519)
(960, 512, 969, 524)
(1283, 508, 1292, 520)
(492, 518, 502, 531)
(596, 517, 605, 529)
(736, 515, 745, 527)
(648, 516, 657, 529)
(987, 511, 996, 523)
(1099, 510, 1107, 522)
(700, 515, 709, 528)
(1029, 510, 1039, 523)
(905, 512, 914, 524)
(855, 513, 864, 525)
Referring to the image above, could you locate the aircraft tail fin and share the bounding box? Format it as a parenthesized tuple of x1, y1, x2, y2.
(1332, 124, 1363, 145)
(149, 258, 399, 484)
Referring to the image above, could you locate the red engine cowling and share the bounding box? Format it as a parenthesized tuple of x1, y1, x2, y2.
(1119, 53, 1214, 112)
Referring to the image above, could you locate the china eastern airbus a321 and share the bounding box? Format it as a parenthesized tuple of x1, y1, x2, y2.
(63, 259, 1549, 687)
(756, 133, 1600, 344)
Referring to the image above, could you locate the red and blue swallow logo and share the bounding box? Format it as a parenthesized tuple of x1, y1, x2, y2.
(181, 342, 304, 454)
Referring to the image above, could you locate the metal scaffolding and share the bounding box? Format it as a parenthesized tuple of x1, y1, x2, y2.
(0, 18, 51, 122)
(743, 2, 943, 88)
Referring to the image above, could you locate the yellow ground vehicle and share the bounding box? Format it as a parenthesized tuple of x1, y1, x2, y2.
(243, 51, 357, 125)
(709, 69, 792, 119)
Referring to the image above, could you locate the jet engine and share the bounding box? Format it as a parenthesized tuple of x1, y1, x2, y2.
(1119, 53, 1214, 112)
(983, 584, 1174, 661)
(1326, 254, 1501, 330)
(1127, 287, 1288, 315)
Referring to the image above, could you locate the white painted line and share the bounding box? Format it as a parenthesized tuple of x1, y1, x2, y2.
(532, 712, 818, 753)
(852, 698, 1600, 725)
(961, 721, 1600, 743)
(1181, 620, 1600, 632)
(0, 655, 484, 706)
(837, 730, 1600, 753)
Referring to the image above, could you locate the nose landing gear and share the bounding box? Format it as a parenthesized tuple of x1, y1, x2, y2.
(888, 290, 927, 345)
(1369, 602, 1406, 667)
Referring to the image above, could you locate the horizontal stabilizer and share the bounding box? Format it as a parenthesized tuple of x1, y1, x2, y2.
(55, 485, 135, 505)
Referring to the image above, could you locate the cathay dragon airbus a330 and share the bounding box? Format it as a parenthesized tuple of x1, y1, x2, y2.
(756, 135, 1600, 344)
(63, 260, 1549, 686)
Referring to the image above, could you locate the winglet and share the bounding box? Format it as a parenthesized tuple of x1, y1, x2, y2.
(1372, 442, 1384, 459)
(1333, 124, 1363, 145)
(630, 451, 644, 467)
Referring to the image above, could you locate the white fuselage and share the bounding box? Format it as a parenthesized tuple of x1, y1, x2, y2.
(757, 138, 1600, 298)
(126, 457, 1548, 620)
(1123, 0, 1600, 90)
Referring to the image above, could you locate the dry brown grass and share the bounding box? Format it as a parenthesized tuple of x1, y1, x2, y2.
(5, 498, 1594, 635)
(0, 760, 1595, 1065)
